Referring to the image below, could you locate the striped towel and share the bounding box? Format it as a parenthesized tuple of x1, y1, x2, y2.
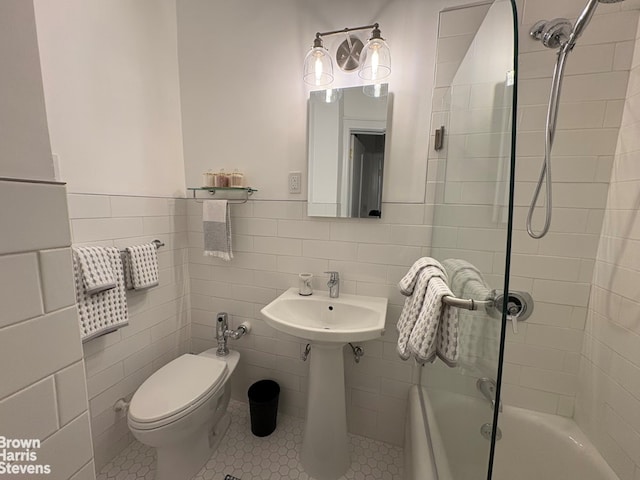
(123, 243, 160, 290)
(203, 200, 233, 261)
(73, 246, 128, 342)
(72, 246, 116, 294)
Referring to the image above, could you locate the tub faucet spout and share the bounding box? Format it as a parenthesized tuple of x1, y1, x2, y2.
(477, 377, 502, 412)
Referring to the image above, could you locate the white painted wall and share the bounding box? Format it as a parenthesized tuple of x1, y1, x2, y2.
(177, 0, 476, 202)
(0, 0, 54, 181)
(33, 0, 186, 197)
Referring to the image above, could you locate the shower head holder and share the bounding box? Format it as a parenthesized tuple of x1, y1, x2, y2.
(530, 18, 573, 49)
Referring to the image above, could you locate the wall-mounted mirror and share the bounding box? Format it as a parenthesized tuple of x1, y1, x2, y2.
(307, 84, 389, 218)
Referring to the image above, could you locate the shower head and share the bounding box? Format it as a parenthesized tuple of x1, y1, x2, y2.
(570, 0, 625, 47)
(531, 0, 624, 50)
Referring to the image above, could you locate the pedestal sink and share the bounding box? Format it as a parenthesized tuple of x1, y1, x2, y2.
(261, 288, 387, 480)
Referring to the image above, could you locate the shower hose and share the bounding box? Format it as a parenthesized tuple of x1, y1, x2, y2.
(526, 46, 570, 239)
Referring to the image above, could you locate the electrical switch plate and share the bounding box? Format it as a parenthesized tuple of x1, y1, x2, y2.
(289, 171, 302, 194)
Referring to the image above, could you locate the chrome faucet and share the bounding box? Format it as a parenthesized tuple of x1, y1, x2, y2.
(477, 377, 503, 412)
(325, 271, 340, 298)
(216, 312, 250, 356)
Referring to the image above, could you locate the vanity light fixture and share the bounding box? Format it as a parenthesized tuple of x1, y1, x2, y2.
(303, 23, 391, 87)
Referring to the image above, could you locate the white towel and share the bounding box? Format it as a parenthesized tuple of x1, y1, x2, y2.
(397, 258, 459, 366)
(442, 259, 494, 374)
(397, 262, 448, 360)
(73, 246, 128, 342)
(407, 275, 458, 366)
(123, 243, 160, 290)
(72, 246, 116, 294)
(397, 271, 430, 359)
(398, 257, 445, 296)
(203, 200, 233, 261)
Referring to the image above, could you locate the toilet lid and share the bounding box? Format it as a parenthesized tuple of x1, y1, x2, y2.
(129, 354, 227, 424)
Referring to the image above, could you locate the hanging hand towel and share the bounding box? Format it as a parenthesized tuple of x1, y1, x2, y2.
(407, 274, 459, 366)
(72, 246, 116, 294)
(123, 243, 160, 290)
(203, 200, 233, 261)
(443, 259, 494, 373)
(396, 262, 448, 360)
(398, 257, 445, 296)
(73, 246, 128, 342)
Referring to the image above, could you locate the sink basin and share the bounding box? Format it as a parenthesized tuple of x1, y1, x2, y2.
(260, 287, 387, 344)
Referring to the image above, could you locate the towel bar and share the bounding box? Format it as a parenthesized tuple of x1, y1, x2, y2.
(442, 295, 493, 311)
(119, 239, 164, 254)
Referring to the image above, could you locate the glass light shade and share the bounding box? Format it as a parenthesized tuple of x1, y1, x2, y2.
(303, 46, 334, 86)
(358, 38, 391, 81)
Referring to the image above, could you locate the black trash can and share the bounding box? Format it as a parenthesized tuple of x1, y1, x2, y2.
(247, 380, 280, 437)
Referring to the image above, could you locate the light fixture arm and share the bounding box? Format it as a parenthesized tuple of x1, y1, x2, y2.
(314, 23, 379, 41)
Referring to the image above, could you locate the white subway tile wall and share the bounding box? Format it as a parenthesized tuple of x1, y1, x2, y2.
(426, 0, 640, 418)
(0, 180, 95, 480)
(576, 16, 640, 480)
(187, 200, 423, 446)
(68, 194, 190, 470)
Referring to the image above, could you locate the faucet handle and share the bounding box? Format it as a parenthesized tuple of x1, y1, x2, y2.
(324, 271, 339, 281)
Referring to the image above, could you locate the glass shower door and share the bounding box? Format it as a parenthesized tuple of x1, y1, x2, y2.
(418, 0, 518, 478)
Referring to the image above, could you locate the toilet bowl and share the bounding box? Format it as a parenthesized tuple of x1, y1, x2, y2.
(128, 349, 239, 480)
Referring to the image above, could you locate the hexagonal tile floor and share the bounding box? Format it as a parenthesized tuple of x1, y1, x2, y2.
(96, 400, 403, 480)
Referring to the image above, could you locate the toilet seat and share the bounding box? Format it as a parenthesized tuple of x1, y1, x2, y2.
(128, 354, 228, 430)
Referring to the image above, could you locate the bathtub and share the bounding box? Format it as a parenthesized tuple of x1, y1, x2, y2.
(405, 385, 619, 480)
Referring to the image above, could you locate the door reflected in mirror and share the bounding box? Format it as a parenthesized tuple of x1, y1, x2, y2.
(307, 84, 389, 218)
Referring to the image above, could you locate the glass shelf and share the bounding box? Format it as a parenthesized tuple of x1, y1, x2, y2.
(187, 186, 257, 203)
(188, 187, 257, 192)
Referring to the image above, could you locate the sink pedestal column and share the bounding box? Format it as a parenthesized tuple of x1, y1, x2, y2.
(300, 343, 349, 480)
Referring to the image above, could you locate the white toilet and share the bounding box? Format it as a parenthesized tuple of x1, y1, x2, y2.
(127, 348, 239, 480)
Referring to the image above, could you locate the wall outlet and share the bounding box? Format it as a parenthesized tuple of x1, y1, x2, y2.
(288, 171, 302, 194)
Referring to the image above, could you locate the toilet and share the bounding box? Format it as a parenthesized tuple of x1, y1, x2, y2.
(128, 348, 240, 480)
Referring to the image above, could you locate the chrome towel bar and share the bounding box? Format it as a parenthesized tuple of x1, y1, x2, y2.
(442, 295, 493, 311)
(118, 239, 164, 254)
